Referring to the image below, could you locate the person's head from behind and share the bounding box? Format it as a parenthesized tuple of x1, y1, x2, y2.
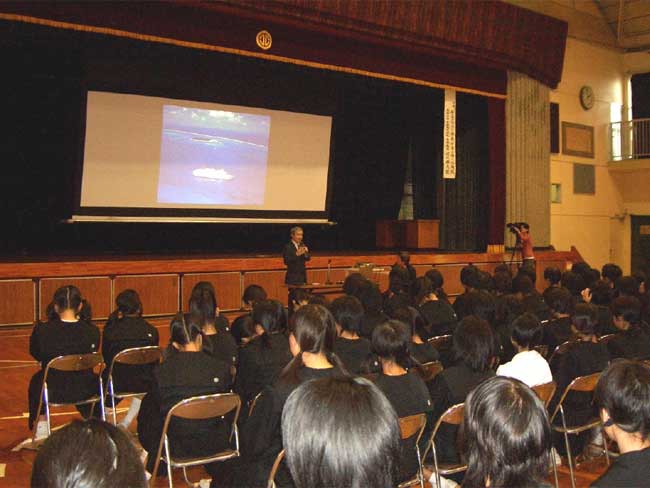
(602, 263, 623, 287)
(561, 271, 586, 298)
(461, 376, 551, 488)
(460, 264, 479, 290)
(230, 315, 257, 346)
(453, 316, 496, 372)
(510, 313, 543, 352)
(330, 295, 364, 336)
(31, 419, 146, 488)
(590, 279, 612, 306)
(611, 296, 642, 332)
(572, 303, 598, 338)
(512, 273, 534, 295)
(388, 266, 410, 295)
(358, 281, 383, 315)
(412, 276, 436, 305)
(544, 286, 573, 316)
(288, 287, 311, 312)
(307, 294, 329, 308)
(595, 360, 650, 451)
(464, 291, 495, 324)
(543, 266, 562, 287)
(169, 312, 203, 352)
(425, 268, 444, 290)
(188, 281, 217, 326)
(493, 271, 512, 295)
(113, 289, 142, 318)
(282, 376, 400, 488)
(572, 261, 592, 283)
(252, 299, 286, 340)
(372, 320, 412, 371)
(242, 284, 267, 309)
(343, 272, 368, 298)
(46, 285, 90, 322)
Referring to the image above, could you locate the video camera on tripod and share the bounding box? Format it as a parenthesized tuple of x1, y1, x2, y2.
(506, 222, 529, 242)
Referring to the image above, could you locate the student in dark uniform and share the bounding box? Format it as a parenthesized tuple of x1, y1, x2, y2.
(189, 281, 238, 369)
(234, 299, 291, 408)
(592, 360, 650, 488)
(548, 303, 610, 457)
(426, 316, 497, 472)
(231, 284, 267, 339)
(331, 295, 372, 374)
(413, 276, 457, 340)
(609, 296, 650, 360)
(359, 281, 389, 339)
(544, 286, 575, 356)
(213, 304, 347, 488)
(138, 313, 232, 477)
(391, 306, 439, 364)
(102, 289, 159, 428)
(282, 226, 310, 285)
(372, 320, 433, 483)
(452, 265, 480, 320)
(28, 285, 100, 438)
(425, 268, 450, 305)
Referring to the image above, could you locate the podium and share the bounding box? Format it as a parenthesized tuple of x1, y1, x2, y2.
(376, 219, 439, 249)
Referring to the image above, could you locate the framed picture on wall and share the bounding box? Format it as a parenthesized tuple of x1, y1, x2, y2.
(562, 122, 594, 158)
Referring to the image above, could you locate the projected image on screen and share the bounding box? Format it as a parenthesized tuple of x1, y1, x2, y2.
(157, 105, 271, 205)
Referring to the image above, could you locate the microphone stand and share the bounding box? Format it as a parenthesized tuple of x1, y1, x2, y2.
(326, 259, 332, 284)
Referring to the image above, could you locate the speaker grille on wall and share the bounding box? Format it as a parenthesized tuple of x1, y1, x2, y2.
(550, 102, 559, 154)
(573, 163, 595, 194)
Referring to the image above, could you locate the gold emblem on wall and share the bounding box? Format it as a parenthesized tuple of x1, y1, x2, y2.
(256, 30, 272, 50)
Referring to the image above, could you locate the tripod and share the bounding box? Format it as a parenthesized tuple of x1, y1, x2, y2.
(507, 234, 523, 272)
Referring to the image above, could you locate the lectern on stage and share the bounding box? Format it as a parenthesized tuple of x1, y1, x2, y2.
(376, 219, 440, 249)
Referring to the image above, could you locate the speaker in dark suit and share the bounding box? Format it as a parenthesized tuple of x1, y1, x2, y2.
(283, 226, 310, 285)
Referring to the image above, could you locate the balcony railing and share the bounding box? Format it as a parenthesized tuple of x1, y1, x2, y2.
(610, 118, 650, 161)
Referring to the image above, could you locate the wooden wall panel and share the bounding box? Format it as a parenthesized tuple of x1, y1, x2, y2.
(309, 268, 348, 285)
(114, 274, 179, 317)
(243, 271, 287, 306)
(39, 277, 111, 321)
(182, 272, 241, 312)
(0, 279, 35, 325)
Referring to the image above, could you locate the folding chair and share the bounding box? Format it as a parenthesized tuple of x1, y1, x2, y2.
(598, 334, 617, 346)
(548, 340, 577, 371)
(421, 403, 466, 488)
(533, 344, 549, 358)
(149, 392, 242, 488)
(398, 413, 427, 488)
(415, 361, 443, 383)
(549, 372, 609, 488)
(531, 381, 559, 488)
(248, 391, 263, 417)
(266, 449, 285, 488)
(32, 352, 106, 445)
(427, 334, 452, 352)
(105, 345, 163, 425)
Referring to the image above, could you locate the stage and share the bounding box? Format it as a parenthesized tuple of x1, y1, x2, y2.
(0, 248, 583, 327)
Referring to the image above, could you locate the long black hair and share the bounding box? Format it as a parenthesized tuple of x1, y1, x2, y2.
(188, 281, 217, 326)
(461, 376, 552, 488)
(46, 285, 92, 322)
(108, 289, 142, 321)
(279, 304, 347, 385)
(168, 312, 203, 353)
(252, 299, 286, 348)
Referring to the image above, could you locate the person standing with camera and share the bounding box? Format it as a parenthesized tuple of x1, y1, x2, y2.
(508, 222, 535, 272)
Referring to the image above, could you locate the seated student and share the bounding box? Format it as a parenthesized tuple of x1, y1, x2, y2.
(460, 377, 552, 488)
(413, 276, 456, 339)
(591, 360, 650, 488)
(602, 263, 623, 290)
(425, 268, 450, 304)
(609, 296, 650, 360)
(392, 306, 439, 364)
(28, 285, 100, 439)
(331, 295, 372, 374)
(427, 316, 497, 469)
(282, 376, 401, 488)
(543, 265, 562, 303)
(589, 279, 617, 335)
(383, 265, 412, 317)
(494, 294, 525, 364)
(288, 287, 310, 316)
(31, 419, 147, 488)
(231, 284, 268, 335)
(359, 281, 389, 339)
(496, 313, 552, 387)
(138, 313, 232, 477)
(102, 289, 159, 428)
(562, 270, 587, 306)
(189, 281, 238, 368)
(342, 272, 368, 298)
(493, 270, 513, 297)
(214, 304, 347, 488)
(513, 272, 550, 322)
(235, 299, 291, 407)
(548, 303, 611, 457)
(453, 265, 480, 320)
(372, 320, 433, 483)
(543, 286, 575, 354)
(230, 315, 257, 346)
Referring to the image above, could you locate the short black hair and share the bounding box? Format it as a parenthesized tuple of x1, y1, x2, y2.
(512, 273, 534, 294)
(460, 264, 480, 288)
(330, 295, 364, 334)
(611, 296, 642, 326)
(616, 276, 639, 297)
(461, 376, 551, 488)
(453, 316, 496, 372)
(343, 273, 368, 298)
(602, 263, 623, 283)
(595, 360, 650, 441)
(282, 376, 400, 488)
(31, 419, 147, 488)
(571, 261, 592, 282)
(412, 276, 435, 304)
(425, 268, 444, 289)
(590, 280, 612, 306)
(289, 288, 311, 306)
(517, 266, 537, 285)
(230, 315, 256, 345)
(572, 303, 598, 336)
(561, 271, 586, 297)
(252, 299, 286, 334)
(493, 271, 512, 295)
(464, 290, 495, 324)
(543, 266, 562, 285)
(358, 281, 383, 314)
(511, 313, 543, 349)
(544, 286, 573, 314)
(242, 284, 267, 306)
(372, 320, 412, 369)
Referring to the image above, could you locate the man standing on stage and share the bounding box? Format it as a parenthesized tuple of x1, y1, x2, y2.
(283, 226, 310, 285)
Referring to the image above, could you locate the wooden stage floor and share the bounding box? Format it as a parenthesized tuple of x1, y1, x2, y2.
(0, 321, 607, 487)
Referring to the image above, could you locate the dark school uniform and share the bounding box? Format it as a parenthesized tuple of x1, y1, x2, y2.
(544, 316, 573, 356)
(375, 371, 433, 482)
(607, 327, 650, 360)
(102, 315, 159, 395)
(234, 333, 291, 406)
(333, 336, 372, 374)
(409, 341, 439, 364)
(418, 300, 458, 338)
(28, 318, 100, 429)
(359, 311, 390, 339)
(591, 447, 650, 488)
(203, 329, 239, 367)
(138, 350, 232, 473)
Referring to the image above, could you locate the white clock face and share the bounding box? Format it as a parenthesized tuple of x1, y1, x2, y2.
(580, 86, 594, 110)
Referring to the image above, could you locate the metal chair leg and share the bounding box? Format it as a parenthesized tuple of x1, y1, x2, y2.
(552, 455, 559, 488)
(164, 436, 174, 488)
(432, 439, 441, 488)
(110, 379, 117, 425)
(44, 385, 52, 437)
(560, 407, 576, 488)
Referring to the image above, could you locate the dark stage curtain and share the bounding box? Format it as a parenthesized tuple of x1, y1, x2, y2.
(437, 94, 489, 251)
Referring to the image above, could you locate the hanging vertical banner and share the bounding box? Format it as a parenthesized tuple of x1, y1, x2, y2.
(443, 89, 457, 179)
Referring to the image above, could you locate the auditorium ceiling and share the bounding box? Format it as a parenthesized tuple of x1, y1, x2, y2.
(594, 0, 650, 51)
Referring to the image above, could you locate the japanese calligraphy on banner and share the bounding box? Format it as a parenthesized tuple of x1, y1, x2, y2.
(443, 89, 456, 179)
